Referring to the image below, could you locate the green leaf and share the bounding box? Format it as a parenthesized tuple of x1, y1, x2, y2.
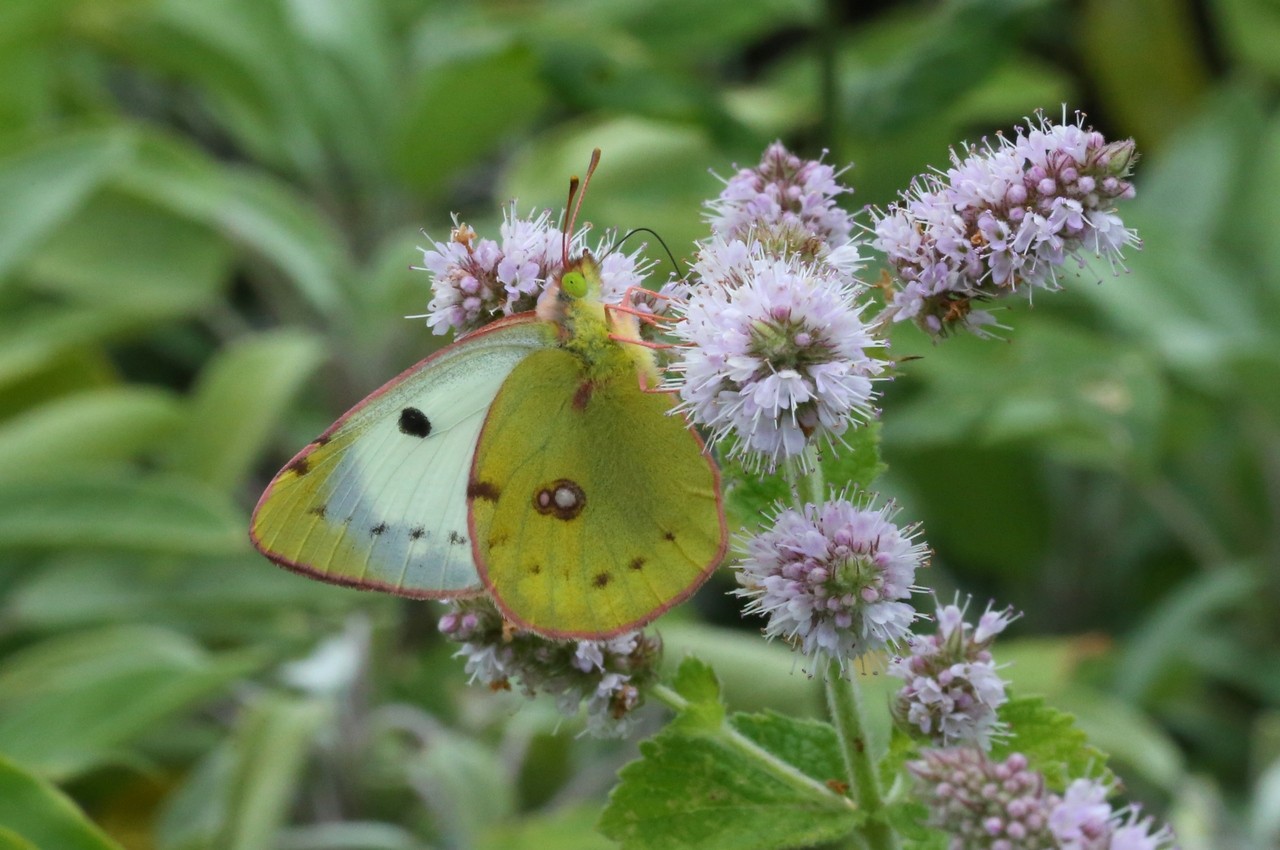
(884, 800, 936, 843)
(0, 388, 184, 481)
(116, 133, 349, 316)
(0, 755, 123, 850)
(0, 625, 265, 781)
(20, 188, 232, 315)
(407, 733, 515, 850)
(390, 42, 547, 194)
(219, 696, 330, 850)
(163, 330, 325, 492)
(0, 826, 40, 850)
(602, 665, 860, 850)
(3, 554, 360, 642)
(0, 303, 152, 390)
(844, 0, 1053, 135)
(0, 130, 132, 281)
(669, 656, 725, 732)
(479, 805, 613, 850)
(993, 695, 1110, 790)
(601, 716, 860, 850)
(0, 470, 246, 557)
(1081, 0, 1209, 147)
(730, 712, 846, 788)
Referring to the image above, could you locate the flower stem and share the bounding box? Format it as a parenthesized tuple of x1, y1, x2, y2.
(826, 659, 900, 850)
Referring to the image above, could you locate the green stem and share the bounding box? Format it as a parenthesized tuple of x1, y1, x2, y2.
(650, 684, 857, 809)
(826, 660, 900, 850)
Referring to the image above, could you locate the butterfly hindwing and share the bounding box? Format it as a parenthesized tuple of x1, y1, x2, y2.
(251, 317, 555, 597)
(468, 347, 727, 637)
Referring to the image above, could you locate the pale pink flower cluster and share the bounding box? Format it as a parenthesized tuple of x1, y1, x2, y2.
(872, 112, 1139, 336)
(438, 598, 659, 737)
(735, 494, 927, 667)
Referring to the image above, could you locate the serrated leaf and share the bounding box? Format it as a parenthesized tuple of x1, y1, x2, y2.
(730, 712, 846, 787)
(163, 329, 324, 492)
(601, 726, 861, 850)
(0, 755, 124, 850)
(993, 695, 1110, 790)
(669, 657, 725, 732)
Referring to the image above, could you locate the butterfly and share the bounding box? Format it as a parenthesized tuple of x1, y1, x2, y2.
(250, 151, 727, 639)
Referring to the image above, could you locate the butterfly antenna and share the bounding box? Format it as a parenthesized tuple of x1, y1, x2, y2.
(563, 148, 602, 266)
(607, 226, 686, 279)
(562, 175, 580, 269)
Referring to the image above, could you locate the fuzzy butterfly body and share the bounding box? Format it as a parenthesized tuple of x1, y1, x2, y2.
(251, 162, 726, 638)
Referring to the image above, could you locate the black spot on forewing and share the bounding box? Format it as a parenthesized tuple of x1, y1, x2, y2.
(467, 479, 500, 502)
(308, 505, 327, 518)
(530, 563, 542, 575)
(398, 407, 432, 438)
(629, 557, 645, 571)
(448, 531, 467, 546)
(286, 456, 311, 476)
(370, 522, 388, 536)
(409, 527, 426, 540)
(663, 531, 676, 542)
(312, 435, 331, 447)
(593, 572, 611, 588)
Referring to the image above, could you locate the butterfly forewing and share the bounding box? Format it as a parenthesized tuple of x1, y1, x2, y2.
(251, 317, 555, 597)
(468, 348, 727, 638)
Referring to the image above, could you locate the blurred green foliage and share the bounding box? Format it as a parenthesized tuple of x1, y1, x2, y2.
(1, 0, 1278, 847)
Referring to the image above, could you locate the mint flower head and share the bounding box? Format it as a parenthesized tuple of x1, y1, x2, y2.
(889, 599, 1017, 749)
(418, 204, 650, 336)
(872, 111, 1140, 336)
(911, 749, 1179, 850)
(910, 748, 1058, 848)
(708, 141, 861, 272)
(734, 493, 927, 668)
(670, 243, 885, 469)
(438, 598, 660, 737)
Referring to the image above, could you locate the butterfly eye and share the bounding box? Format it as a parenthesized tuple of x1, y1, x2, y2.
(561, 270, 588, 299)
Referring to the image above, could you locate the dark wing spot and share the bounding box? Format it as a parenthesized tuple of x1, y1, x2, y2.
(408, 527, 426, 540)
(308, 505, 327, 518)
(629, 557, 645, 571)
(489, 531, 510, 547)
(286, 456, 311, 476)
(370, 522, 388, 536)
(663, 531, 676, 542)
(593, 572, 611, 588)
(398, 407, 432, 438)
(530, 563, 542, 575)
(448, 531, 467, 545)
(573, 381, 595, 410)
(532, 479, 586, 521)
(312, 435, 331, 447)
(466, 479, 501, 502)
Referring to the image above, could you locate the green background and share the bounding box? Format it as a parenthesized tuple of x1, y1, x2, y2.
(1, 0, 1277, 846)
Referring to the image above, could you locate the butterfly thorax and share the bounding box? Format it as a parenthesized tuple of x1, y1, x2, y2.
(539, 251, 660, 387)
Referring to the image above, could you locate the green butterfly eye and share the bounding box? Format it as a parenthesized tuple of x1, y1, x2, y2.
(561, 270, 588, 298)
